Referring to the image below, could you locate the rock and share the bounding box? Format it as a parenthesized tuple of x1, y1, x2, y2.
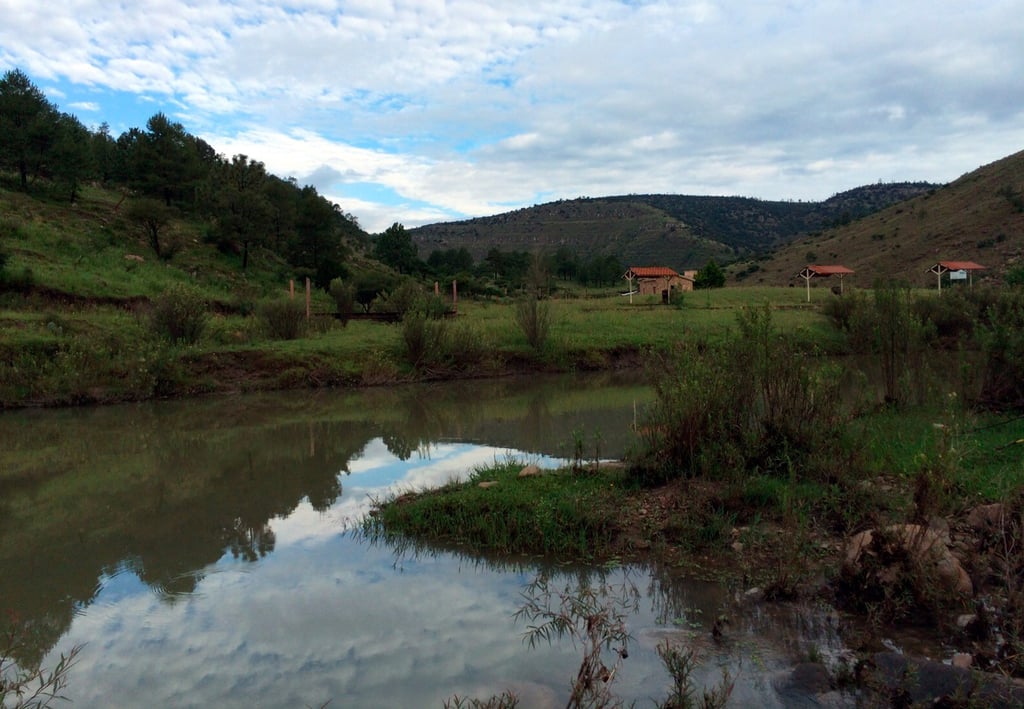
(865, 651, 1024, 708)
(518, 464, 542, 478)
(844, 524, 972, 595)
(967, 503, 1006, 533)
(731, 541, 744, 553)
(742, 587, 764, 603)
(478, 481, 499, 489)
(124, 253, 145, 262)
(951, 653, 972, 669)
(957, 613, 978, 629)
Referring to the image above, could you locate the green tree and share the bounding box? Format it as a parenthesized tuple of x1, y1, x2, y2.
(124, 113, 203, 208)
(91, 122, 117, 185)
(50, 113, 94, 203)
(293, 186, 348, 288)
(126, 197, 175, 258)
(694, 259, 725, 289)
(205, 154, 271, 270)
(0, 68, 59, 192)
(373, 222, 420, 275)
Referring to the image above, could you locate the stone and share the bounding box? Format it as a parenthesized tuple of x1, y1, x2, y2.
(478, 481, 498, 489)
(518, 464, 542, 478)
(844, 524, 972, 595)
(950, 653, 972, 669)
(966, 503, 1006, 533)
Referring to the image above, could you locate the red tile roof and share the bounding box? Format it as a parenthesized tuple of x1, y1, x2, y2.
(936, 261, 986, 271)
(803, 265, 854, 276)
(626, 266, 681, 278)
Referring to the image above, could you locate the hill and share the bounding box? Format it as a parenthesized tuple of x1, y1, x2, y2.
(733, 150, 1024, 287)
(408, 183, 937, 272)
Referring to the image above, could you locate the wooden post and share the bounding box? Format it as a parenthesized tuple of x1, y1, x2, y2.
(289, 279, 295, 300)
(434, 281, 439, 296)
(452, 280, 458, 314)
(305, 277, 311, 321)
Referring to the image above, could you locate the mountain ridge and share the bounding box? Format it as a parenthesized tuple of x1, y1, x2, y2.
(408, 182, 939, 272)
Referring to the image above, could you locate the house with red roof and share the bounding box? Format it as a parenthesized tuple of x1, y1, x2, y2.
(624, 266, 695, 303)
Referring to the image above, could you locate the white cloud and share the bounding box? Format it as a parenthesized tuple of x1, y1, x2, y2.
(2, 0, 1023, 230)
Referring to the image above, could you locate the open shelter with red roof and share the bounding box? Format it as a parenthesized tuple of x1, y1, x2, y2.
(797, 265, 854, 302)
(928, 261, 986, 291)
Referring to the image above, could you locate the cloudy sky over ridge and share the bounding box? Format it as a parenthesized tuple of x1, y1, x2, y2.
(2, 0, 1023, 232)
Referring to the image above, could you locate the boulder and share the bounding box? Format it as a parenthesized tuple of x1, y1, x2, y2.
(518, 464, 542, 478)
(478, 481, 499, 489)
(966, 503, 1007, 533)
(844, 524, 972, 595)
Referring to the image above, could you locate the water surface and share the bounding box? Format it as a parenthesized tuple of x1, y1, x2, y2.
(1, 373, 850, 707)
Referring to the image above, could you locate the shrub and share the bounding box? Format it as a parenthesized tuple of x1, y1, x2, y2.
(977, 289, 1024, 410)
(631, 306, 849, 486)
(149, 284, 208, 344)
(329, 277, 356, 326)
(401, 311, 449, 369)
(515, 295, 551, 351)
(257, 297, 306, 340)
(372, 279, 422, 316)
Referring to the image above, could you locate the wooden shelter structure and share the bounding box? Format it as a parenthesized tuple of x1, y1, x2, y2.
(928, 261, 986, 291)
(623, 266, 694, 304)
(797, 265, 854, 302)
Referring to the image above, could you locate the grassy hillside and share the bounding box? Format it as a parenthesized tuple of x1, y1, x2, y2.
(410, 198, 737, 272)
(409, 183, 936, 271)
(732, 150, 1024, 287)
(0, 186, 285, 304)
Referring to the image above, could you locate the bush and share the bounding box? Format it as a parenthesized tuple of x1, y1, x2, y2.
(401, 311, 447, 369)
(515, 295, 551, 351)
(631, 306, 849, 486)
(373, 279, 422, 316)
(329, 277, 356, 326)
(257, 297, 306, 340)
(977, 289, 1024, 410)
(149, 284, 208, 344)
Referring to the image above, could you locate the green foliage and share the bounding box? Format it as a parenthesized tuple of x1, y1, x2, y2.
(0, 68, 59, 193)
(126, 197, 175, 258)
(362, 460, 625, 558)
(373, 279, 423, 316)
(515, 296, 551, 351)
(149, 284, 208, 344)
(257, 297, 307, 340)
(1007, 266, 1024, 287)
(656, 640, 734, 709)
(400, 311, 450, 369)
(693, 259, 725, 289)
(328, 277, 356, 325)
(373, 222, 420, 275)
(977, 289, 1024, 410)
(632, 305, 848, 485)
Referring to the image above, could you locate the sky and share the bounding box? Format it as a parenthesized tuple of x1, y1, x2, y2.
(2, 1, 1023, 234)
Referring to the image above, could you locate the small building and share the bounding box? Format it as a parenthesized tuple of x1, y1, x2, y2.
(624, 266, 694, 303)
(797, 264, 854, 302)
(928, 261, 986, 291)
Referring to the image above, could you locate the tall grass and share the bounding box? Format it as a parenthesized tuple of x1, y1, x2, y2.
(632, 305, 849, 485)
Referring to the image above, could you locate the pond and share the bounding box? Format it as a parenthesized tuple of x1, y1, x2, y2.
(0, 373, 852, 708)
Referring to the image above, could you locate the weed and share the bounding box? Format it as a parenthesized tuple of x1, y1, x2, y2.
(514, 295, 551, 351)
(149, 283, 208, 344)
(515, 574, 636, 709)
(1, 613, 83, 709)
(655, 640, 733, 709)
(257, 297, 306, 340)
(444, 691, 519, 708)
